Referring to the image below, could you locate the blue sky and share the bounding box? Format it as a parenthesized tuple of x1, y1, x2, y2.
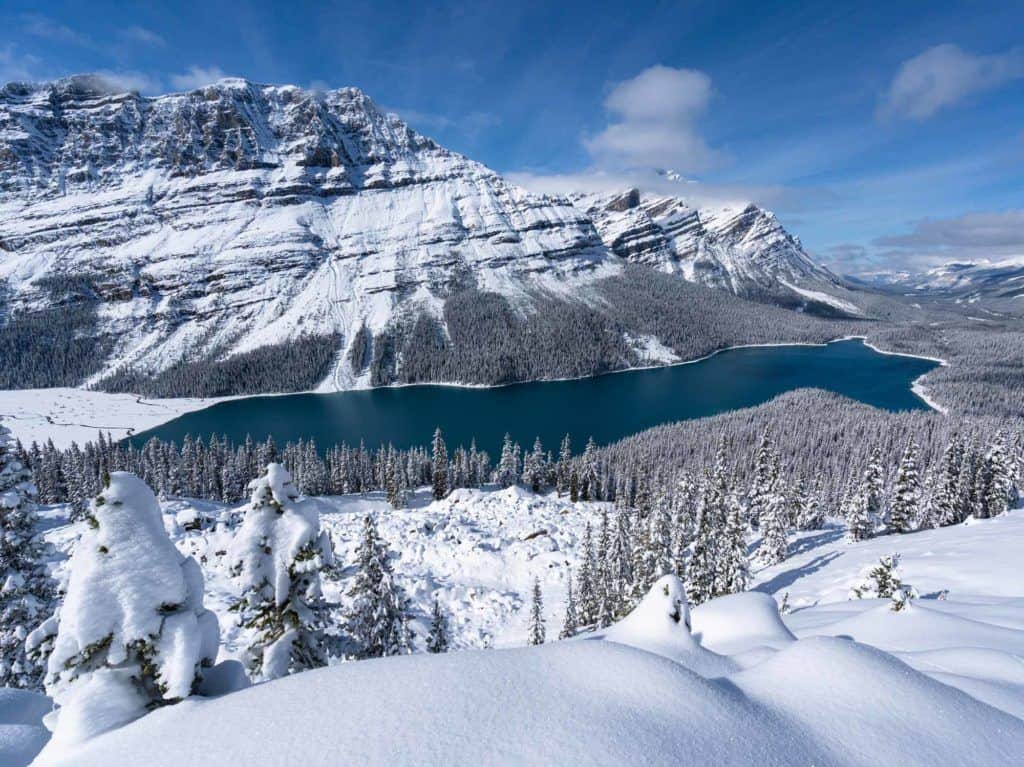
(1, 0, 1022, 273)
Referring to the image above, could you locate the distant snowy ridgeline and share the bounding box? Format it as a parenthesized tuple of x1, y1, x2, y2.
(22, 486, 1024, 767)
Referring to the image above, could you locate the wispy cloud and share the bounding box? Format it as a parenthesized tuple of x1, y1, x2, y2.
(22, 14, 94, 48)
(169, 66, 229, 91)
(584, 65, 723, 173)
(121, 26, 167, 48)
(91, 70, 164, 95)
(871, 209, 1024, 268)
(384, 105, 500, 138)
(0, 45, 38, 84)
(878, 44, 1024, 121)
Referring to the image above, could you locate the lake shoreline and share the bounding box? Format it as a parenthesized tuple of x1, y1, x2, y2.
(0, 336, 946, 449)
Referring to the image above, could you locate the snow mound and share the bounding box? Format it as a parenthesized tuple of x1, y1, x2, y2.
(691, 591, 795, 654)
(43, 641, 828, 767)
(599, 575, 736, 676)
(733, 636, 1024, 766)
(0, 689, 49, 767)
(814, 601, 1024, 655)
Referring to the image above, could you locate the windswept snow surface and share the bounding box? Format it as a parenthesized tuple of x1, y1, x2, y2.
(24, 488, 1024, 766)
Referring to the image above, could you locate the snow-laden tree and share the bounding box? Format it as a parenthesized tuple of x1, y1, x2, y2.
(716, 492, 749, 594)
(575, 521, 598, 626)
(496, 433, 519, 488)
(228, 463, 333, 680)
(527, 577, 545, 646)
(579, 438, 600, 501)
(559, 573, 578, 640)
(522, 437, 546, 493)
(0, 423, 56, 690)
(426, 598, 450, 654)
(746, 429, 779, 528)
(850, 553, 910, 602)
(794, 477, 824, 531)
(888, 440, 920, 534)
(594, 510, 614, 628)
(431, 428, 449, 500)
(847, 450, 883, 542)
(30, 472, 219, 752)
(685, 481, 720, 606)
(347, 515, 411, 658)
(978, 431, 1013, 519)
(556, 435, 572, 497)
(758, 480, 790, 566)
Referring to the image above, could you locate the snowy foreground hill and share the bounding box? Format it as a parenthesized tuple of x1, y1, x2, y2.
(7, 486, 1024, 766)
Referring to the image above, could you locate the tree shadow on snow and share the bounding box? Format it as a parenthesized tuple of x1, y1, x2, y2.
(755, 551, 842, 594)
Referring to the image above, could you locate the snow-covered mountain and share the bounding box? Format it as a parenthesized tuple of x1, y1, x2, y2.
(0, 75, 613, 390)
(0, 75, 855, 394)
(571, 188, 858, 315)
(856, 258, 1024, 301)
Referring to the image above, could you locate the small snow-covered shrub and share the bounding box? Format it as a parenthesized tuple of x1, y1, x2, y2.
(228, 463, 333, 681)
(850, 554, 917, 610)
(31, 472, 219, 753)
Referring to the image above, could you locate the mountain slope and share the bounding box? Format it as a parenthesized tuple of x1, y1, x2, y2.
(856, 259, 1024, 302)
(0, 76, 615, 389)
(571, 187, 861, 316)
(0, 76, 855, 396)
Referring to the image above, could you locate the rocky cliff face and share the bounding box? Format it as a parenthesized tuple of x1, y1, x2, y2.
(571, 189, 856, 314)
(0, 76, 856, 394)
(0, 75, 613, 390)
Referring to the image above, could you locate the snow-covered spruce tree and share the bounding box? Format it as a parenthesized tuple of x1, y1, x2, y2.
(559, 572, 578, 640)
(347, 515, 412, 659)
(685, 479, 720, 606)
(795, 477, 824, 531)
(527, 577, 545, 646)
(579, 438, 600, 501)
(933, 436, 963, 526)
(850, 553, 907, 600)
(431, 428, 449, 500)
(32, 472, 219, 751)
(888, 440, 920, 534)
(847, 450, 883, 542)
(496, 433, 519, 488)
(228, 463, 333, 681)
(426, 598, 450, 654)
(757, 480, 790, 566)
(522, 437, 546, 493)
(978, 431, 1013, 519)
(556, 434, 572, 497)
(594, 509, 614, 628)
(0, 424, 56, 690)
(575, 521, 598, 626)
(606, 509, 634, 619)
(716, 491, 749, 594)
(746, 429, 778, 529)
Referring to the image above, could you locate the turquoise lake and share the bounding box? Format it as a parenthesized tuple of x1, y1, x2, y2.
(130, 339, 939, 453)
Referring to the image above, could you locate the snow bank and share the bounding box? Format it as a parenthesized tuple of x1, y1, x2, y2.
(733, 636, 1024, 766)
(42, 641, 828, 767)
(0, 689, 49, 767)
(690, 591, 795, 655)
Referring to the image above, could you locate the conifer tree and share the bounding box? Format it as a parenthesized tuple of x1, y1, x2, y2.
(575, 521, 598, 626)
(426, 598, 450, 654)
(496, 433, 519, 488)
(31, 472, 219, 749)
(556, 435, 572, 497)
(933, 437, 962, 527)
(0, 425, 56, 690)
(747, 429, 778, 528)
(978, 431, 1012, 519)
(758, 478, 790, 566)
(347, 515, 412, 658)
(560, 573, 579, 640)
(717, 491, 749, 594)
(686, 479, 720, 606)
(228, 464, 333, 680)
(522, 437, 546, 493)
(527, 577, 545, 646)
(889, 440, 920, 533)
(431, 428, 449, 500)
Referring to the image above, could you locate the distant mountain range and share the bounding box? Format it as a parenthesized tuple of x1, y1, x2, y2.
(0, 75, 863, 394)
(853, 259, 1024, 301)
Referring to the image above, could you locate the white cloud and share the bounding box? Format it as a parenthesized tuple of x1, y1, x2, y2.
(0, 45, 37, 84)
(584, 65, 722, 173)
(91, 70, 164, 95)
(169, 66, 229, 91)
(879, 44, 1024, 121)
(872, 209, 1024, 268)
(121, 26, 167, 47)
(22, 14, 93, 47)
